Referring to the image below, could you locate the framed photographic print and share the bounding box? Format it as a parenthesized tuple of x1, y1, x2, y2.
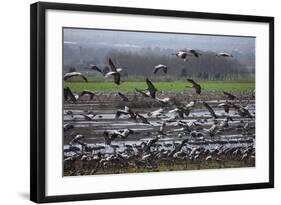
(30, 1, 274, 203)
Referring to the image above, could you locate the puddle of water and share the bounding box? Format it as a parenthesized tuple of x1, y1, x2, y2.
(64, 96, 255, 157)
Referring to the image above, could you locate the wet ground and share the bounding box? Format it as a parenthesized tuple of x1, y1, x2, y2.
(63, 91, 255, 176)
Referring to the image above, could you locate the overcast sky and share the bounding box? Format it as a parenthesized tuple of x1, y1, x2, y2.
(64, 28, 255, 54)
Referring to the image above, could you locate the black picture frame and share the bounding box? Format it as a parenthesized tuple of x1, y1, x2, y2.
(30, 1, 274, 203)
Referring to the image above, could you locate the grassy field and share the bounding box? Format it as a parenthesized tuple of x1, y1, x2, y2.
(64, 81, 255, 92)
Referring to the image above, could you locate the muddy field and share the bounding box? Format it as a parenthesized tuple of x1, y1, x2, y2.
(63, 91, 255, 176)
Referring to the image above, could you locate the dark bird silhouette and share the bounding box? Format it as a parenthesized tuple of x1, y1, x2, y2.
(103, 131, 117, 145)
(115, 106, 136, 120)
(145, 78, 157, 98)
(135, 88, 150, 98)
(169, 139, 189, 157)
(144, 136, 159, 152)
(118, 129, 134, 139)
(79, 90, 95, 100)
(220, 116, 233, 128)
(158, 122, 166, 135)
(64, 72, 88, 82)
(103, 129, 134, 145)
(189, 49, 201, 58)
(69, 134, 86, 146)
(108, 58, 123, 73)
(218, 102, 231, 113)
(177, 121, 192, 132)
(223, 91, 237, 100)
(102, 66, 110, 76)
(135, 79, 157, 98)
(66, 110, 74, 117)
(136, 113, 150, 124)
(153, 64, 167, 74)
(203, 101, 217, 118)
(105, 71, 120, 85)
(105, 58, 122, 85)
(204, 124, 218, 137)
(80, 113, 96, 121)
(64, 145, 80, 153)
(172, 50, 191, 61)
(216, 52, 233, 57)
(89, 64, 103, 74)
(169, 106, 190, 118)
(64, 123, 74, 132)
(118, 92, 130, 102)
(64, 87, 77, 102)
(232, 104, 253, 118)
(187, 79, 201, 94)
(190, 130, 203, 138)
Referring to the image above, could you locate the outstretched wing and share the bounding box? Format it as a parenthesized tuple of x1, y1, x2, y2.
(146, 78, 157, 98)
(64, 72, 88, 82)
(135, 88, 150, 98)
(136, 113, 150, 124)
(115, 110, 129, 119)
(153, 66, 162, 74)
(104, 71, 120, 85)
(187, 79, 201, 94)
(80, 74, 88, 82)
(195, 85, 201, 94)
(118, 92, 129, 102)
(113, 72, 121, 85)
(223, 91, 236, 100)
(187, 78, 197, 86)
(90, 65, 103, 73)
(64, 87, 77, 102)
(80, 114, 93, 121)
(219, 103, 230, 113)
(103, 131, 112, 145)
(104, 71, 117, 77)
(149, 137, 159, 146)
(153, 65, 167, 74)
(64, 72, 79, 81)
(203, 102, 217, 118)
(189, 50, 200, 57)
(64, 72, 81, 81)
(108, 58, 117, 72)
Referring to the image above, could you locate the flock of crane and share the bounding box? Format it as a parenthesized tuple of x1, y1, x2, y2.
(63, 50, 233, 86)
(63, 49, 255, 176)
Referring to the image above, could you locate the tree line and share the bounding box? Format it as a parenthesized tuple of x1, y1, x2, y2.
(64, 45, 254, 81)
